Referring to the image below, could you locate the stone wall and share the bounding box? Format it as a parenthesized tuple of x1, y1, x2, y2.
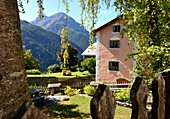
(27, 75, 95, 88)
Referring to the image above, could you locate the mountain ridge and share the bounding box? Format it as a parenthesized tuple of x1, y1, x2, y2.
(31, 12, 89, 51)
(21, 12, 90, 71)
(21, 20, 61, 71)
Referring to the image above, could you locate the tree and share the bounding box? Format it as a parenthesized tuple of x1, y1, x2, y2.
(114, 0, 170, 80)
(57, 42, 79, 69)
(81, 57, 96, 74)
(24, 49, 40, 70)
(47, 64, 61, 73)
(0, 0, 30, 118)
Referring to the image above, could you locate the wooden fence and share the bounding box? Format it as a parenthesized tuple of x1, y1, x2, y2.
(90, 81, 132, 91)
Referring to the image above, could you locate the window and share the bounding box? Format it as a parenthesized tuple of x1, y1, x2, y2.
(109, 61, 120, 71)
(110, 40, 120, 48)
(113, 25, 121, 32)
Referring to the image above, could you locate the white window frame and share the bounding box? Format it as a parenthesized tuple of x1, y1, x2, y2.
(109, 37, 120, 49)
(108, 60, 120, 72)
(112, 24, 121, 34)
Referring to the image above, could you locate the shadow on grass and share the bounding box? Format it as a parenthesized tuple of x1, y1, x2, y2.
(44, 103, 90, 119)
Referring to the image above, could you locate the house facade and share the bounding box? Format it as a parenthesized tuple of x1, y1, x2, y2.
(95, 17, 134, 83)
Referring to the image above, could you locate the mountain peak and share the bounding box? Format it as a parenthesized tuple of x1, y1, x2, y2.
(30, 12, 88, 35)
(53, 12, 67, 16)
(31, 13, 48, 24)
(30, 12, 89, 53)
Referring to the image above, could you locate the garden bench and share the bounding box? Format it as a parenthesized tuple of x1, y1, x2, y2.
(48, 83, 61, 95)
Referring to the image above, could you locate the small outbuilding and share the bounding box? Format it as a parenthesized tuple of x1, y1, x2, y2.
(82, 42, 97, 58)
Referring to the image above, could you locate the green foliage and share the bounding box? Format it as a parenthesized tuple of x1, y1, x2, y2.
(62, 69, 67, 76)
(47, 64, 61, 73)
(37, 0, 44, 19)
(82, 71, 90, 75)
(29, 84, 45, 89)
(61, 27, 69, 41)
(70, 65, 78, 72)
(21, 20, 61, 71)
(57, 41, 79, 69)
(84, 85, 97, 96)
(26, 69, 41, 74)
(114, 0, 170, 80)
(81, 58, 96, 74)
(113, 88, 131, 103)
(77, 67, 81, 72)
(64, 86, 80, 96)
(24, 49, 40, 70)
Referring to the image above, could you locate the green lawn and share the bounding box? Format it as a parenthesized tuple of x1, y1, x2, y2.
(27, 71, 90, 78)
(115, 106, 131, 119)
(43, 95, 131, 119)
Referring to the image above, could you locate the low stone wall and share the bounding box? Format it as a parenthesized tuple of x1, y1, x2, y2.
(27, 75, 95, 88)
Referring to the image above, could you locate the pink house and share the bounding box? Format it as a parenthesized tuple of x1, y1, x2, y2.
(95, 17, 134, 83)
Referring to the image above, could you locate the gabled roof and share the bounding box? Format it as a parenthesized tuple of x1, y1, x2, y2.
(82, 42, 97, 56)
(94, 15, 122, 33)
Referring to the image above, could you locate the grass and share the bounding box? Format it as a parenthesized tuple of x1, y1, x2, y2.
(43, 95, 91, 119)
(27, 71, 91, 78)
(115, 106, 131, 119)
(43, 95, 131, 119)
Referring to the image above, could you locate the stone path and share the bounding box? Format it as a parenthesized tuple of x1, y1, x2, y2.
(34, 95, 70, 109)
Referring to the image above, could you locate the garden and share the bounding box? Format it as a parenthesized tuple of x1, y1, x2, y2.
(43, 95, 131, 119)
(29, 83, 132, 119)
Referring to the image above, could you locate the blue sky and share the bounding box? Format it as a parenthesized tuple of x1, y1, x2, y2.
(19, 0, 119, 29)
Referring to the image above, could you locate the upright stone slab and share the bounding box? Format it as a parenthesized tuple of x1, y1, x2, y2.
(151, 69, 170, 119)
(90, 84, 116, 119)
(13, 102, 48, 119)
(130, 77, 149, 119)
(21, 103, 48, 119)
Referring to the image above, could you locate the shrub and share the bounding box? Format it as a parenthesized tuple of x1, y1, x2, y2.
(29, 84, 44, 89)
(62, 70, 66, 76)
(70, 65, 78, 72)
(77, 67, 83, 72)
(81, 58, 96, 74)
(66, 70, 72, 76)
(24, 49, 40, 70)
(113, 88, 131, 103)
(47, 64, 61, 73)
(82, 71, 90, 75)
(84, 85, 97, 96)
(65, 86, 80, 96)
(26, 69, 41, 74)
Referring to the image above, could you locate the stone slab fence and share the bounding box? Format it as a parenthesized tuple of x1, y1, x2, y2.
(90, 69, 170, 119)
(7, 69, 169, 119)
